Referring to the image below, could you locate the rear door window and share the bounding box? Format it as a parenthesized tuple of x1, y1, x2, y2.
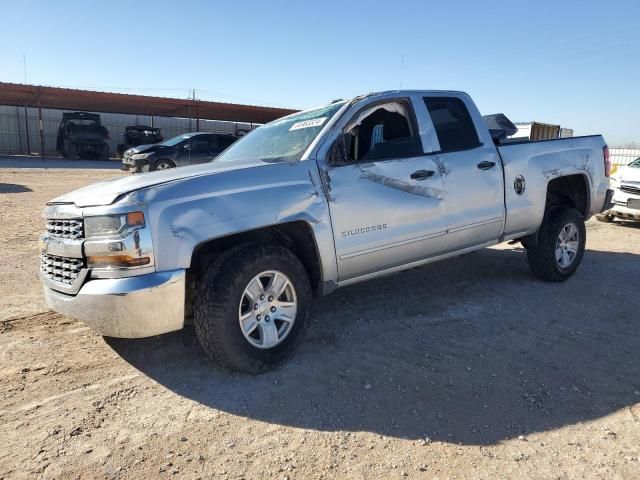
(218, 136, 236, 150)
(423, 97, 480, 153)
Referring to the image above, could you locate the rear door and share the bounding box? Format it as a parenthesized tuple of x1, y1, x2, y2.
(423, 95, 505, 250)
(323, 97, 448, 281)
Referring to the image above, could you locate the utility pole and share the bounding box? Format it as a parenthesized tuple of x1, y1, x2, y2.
(194, 89, 200, 131)
(188, 89, 192, 133)
(38, 87, 45, 160)
(23, 54, 30, 155)
(23, 105, 31, 155)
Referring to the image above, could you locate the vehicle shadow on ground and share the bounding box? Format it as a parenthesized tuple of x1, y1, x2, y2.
(0, 183, 33, 193)
(0, 157, 121, 170)
(107, 247, 640, 445)
(612, 219, 640, 229)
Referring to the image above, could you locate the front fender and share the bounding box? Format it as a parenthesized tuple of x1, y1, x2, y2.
(137, 161, 338, 286)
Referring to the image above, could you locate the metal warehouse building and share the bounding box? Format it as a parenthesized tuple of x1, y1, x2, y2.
(0, 82, 297, 156)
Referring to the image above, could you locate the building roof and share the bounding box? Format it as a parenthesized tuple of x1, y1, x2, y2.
(0, 82, 298, 124)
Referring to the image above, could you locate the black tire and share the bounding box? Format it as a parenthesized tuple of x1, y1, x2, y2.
(151, 158, 175, 171)
(64, 140, 77, 160)
(526, 207, 586, 282)
(99, 144, 110, 160)
(194, 243, 312, 374)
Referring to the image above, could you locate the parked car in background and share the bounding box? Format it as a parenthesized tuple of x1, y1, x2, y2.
(56, 112, 110, 160)
(121, 132, 238, 172)
(597, 156, 640, 222)
(41, 90, 611, 374)
(116, 125, 163, 159)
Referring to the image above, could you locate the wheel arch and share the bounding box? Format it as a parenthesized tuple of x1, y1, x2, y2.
(521, 173, 590, 249)
(188, 221, 325, 300)
(545, 173, 590, 217)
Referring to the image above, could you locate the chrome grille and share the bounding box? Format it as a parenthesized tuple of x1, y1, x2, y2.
(46, 218, 84, 239)
(40, 254, 84, 286)
(620, 184, 640, 196)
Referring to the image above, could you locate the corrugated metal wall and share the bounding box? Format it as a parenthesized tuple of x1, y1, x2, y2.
(0, 104, 258, 156)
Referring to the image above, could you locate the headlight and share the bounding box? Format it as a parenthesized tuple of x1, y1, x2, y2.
(84, 211, 154, 272)
(130, 153, 151, 160)
(85, 211, 145, 238)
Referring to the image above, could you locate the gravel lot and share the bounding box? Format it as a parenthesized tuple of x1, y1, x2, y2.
(1, 167, 639, 479)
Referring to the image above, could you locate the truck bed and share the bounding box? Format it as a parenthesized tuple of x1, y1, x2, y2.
(496, 135, 608, 239)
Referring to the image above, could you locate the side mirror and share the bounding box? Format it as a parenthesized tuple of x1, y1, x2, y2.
(328, 134, 350, 166)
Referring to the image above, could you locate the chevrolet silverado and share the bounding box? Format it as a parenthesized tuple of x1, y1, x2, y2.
(40, 90, 611, 373)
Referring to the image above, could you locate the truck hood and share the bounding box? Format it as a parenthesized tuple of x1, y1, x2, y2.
(49, 159, 266, 207)
(127, 143, 169, 154)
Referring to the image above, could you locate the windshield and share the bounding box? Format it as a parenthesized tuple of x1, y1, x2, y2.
(215, 101, 346, 164)
(67, 119, 98, 126)
(629, 157, 640, 167)
(160, 134, 194, 147)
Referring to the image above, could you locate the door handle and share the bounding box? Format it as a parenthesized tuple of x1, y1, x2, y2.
(477, 161, 496, 170)
(410, 169, 435, 180)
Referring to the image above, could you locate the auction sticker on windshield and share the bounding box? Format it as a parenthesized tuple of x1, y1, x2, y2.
(289, 117, 327, 131)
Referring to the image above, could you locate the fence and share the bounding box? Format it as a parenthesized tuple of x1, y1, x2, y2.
(609, 148, 640, 167)
(0, 104, 258, 157)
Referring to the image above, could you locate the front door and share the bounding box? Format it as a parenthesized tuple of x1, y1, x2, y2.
(323, 98, 448, 281)
(180, 135, 215, 166)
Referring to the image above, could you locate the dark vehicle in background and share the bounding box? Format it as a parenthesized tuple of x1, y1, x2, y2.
(56, 112, 110, 160)
(121, 132, 238, 173)
(115, 125, 163, 159)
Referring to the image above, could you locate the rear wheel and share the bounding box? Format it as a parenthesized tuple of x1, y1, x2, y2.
(526, 207, 586, 282)
(99, 144, 110, 160)
(152, 159, 175, 171)
(194, 244, 311, 374)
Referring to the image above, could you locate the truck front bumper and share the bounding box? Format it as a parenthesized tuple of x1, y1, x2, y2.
(606, 203, 640, 220)
(598, 186, 640, 221)
(43, 269, 186, 338)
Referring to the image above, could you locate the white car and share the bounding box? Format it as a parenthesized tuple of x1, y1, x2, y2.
(598, 157, 640, 222)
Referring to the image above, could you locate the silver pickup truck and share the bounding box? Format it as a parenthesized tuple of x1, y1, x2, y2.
(41, 90, 611, 373)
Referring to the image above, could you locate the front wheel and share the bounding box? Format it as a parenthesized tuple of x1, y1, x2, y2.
(151, 159, 175, 171)
(194, 244, 311, 374)
(526, 207, 586, 282)
(64, 141, 77, 160)
(99, 145, 110, 160)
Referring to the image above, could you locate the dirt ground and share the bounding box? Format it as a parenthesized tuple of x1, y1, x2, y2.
(1, 167, 639, 480)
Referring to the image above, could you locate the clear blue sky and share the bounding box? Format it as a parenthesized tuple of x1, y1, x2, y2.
(1, 0, 638, 145)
